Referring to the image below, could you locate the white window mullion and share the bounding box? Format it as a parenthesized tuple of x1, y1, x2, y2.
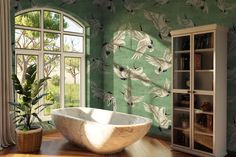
(60, 12, 64, 109)
(80, 55, 85, 107)
(38, 9, 44, 119)
(41, 8, 44, 52)
(38, 53, 44, 118)
(61, 53, 65, 108)
(60, 12, 64, 53)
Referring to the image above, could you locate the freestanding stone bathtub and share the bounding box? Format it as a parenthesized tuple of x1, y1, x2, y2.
(51, 107, 152, 154)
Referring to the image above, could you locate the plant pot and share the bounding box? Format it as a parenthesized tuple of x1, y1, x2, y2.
(15, 127, 43, 153)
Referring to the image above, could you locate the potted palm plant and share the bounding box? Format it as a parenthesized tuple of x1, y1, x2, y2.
(9, 64, 52, 153)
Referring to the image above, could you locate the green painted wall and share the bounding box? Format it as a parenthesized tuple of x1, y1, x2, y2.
(13, 0, 236, 152)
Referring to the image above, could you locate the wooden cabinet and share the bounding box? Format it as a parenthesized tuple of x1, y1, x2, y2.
(171, 24, 228, 157)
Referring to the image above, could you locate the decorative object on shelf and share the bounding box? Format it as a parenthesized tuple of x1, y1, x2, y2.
(200, 102, 212, 112)
(179, 94, 190, 107)
(207, 115, 213, 131)
(194, 53, 202, 70)
(179, 54, 189, 70)
(9, 64, 52, 153)
(186, 80, 190, 87)
(181, 114, 189, 129)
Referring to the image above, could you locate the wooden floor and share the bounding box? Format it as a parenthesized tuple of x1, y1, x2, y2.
(0, 132, 232, 157)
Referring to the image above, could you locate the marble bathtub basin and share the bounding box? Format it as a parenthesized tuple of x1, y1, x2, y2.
(51, 107, 152, 154)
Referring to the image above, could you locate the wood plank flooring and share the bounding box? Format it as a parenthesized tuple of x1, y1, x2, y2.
(0, 132, 232, 157)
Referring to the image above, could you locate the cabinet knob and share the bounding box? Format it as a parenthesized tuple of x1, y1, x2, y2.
(192, 91, 196, 94)
(187, 90, 191, 93)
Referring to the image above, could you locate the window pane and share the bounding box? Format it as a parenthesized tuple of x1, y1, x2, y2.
(15, 11, 40, 28)
(44, 32, 60, 51)
(15, 29, 40, 50)
(64, 57, 80, 107)
(16, 55, 38, 114)
(16, 55, 38, 83)
(44, 11, 60, 30)
(64, 35, 83, 52)
(63, 16, 83, 33)
(43, 54, 61, 116)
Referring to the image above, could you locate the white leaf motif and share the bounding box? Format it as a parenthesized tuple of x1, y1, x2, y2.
(88, 17, 103, 38)
(217, 0, 236, 13)
(154, 0, 169, 5)
(144, 11, 171, 42)
(89, 57, 107, 72)
(124, 0, 144, 14)
(130, 31, 154, 60)
(151, 79, 170, 98)
(186, 0, 208, 14)
(146, 50, 172, 75)
(177, 15, 195, 28)
(113, 65, 151, 86)
(144, 103, 171, 129)
(104, 30, 126, 57)
(93, 0, 116, 12)
(91, 82, 117, 110)
(122, 86, 144, 106)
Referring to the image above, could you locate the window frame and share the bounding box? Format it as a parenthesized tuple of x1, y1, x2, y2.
(15, 8, 86, 121)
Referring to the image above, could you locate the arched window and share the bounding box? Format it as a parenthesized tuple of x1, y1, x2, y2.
(15, 8, 85, 120)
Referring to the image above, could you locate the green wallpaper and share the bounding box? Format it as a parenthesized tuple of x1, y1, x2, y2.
(12, 0, 236, 152)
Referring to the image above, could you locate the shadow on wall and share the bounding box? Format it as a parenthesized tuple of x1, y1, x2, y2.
(227, 27, 236, 152)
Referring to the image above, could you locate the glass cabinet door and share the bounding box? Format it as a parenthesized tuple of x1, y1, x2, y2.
(194, 32, 214, 91)
(173, 93, 191, 147)
(193, 32, 214, 153)
(193, 94, 213, 153)
(173, 35, 191, 90)
(173, 35, 191, 148)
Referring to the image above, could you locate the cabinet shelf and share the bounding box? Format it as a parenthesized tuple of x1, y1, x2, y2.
(194, 48, 214, 52)
(174, 107, 190, 112)
(174, 127, 190, 132)
(174, 50, 190, 54)
(172, 89, 190, 93)
(192, 90, 214, 95)
(174, 70, 190, 73)
(195, 123, 213, 134)
(195, 70, 214, 72)
(194, 109, 213, 115)
(194, 132, 213, 150)
(194, 131, 213, 137)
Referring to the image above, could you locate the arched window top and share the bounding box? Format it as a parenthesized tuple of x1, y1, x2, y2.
(14, 8, 86, 119)
(15, 8, 85, 53)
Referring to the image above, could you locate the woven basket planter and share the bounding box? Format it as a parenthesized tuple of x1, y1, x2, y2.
(15, 127, 43, 153)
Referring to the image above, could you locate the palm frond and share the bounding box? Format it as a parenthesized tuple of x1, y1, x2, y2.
(25, 64, 37, 85)
(9, 102, 25, 111)
(32, 113, 42, 122)
(31, 77, 50, 97)
(11, 74, 24, 94)
(31, 93, 49, 105)
(34, 103, 53, 110)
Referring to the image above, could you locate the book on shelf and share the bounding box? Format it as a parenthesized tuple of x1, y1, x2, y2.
(194, 53, 201, 70)
(179, 55, 189, 70)
(194, 33, 213, 49)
